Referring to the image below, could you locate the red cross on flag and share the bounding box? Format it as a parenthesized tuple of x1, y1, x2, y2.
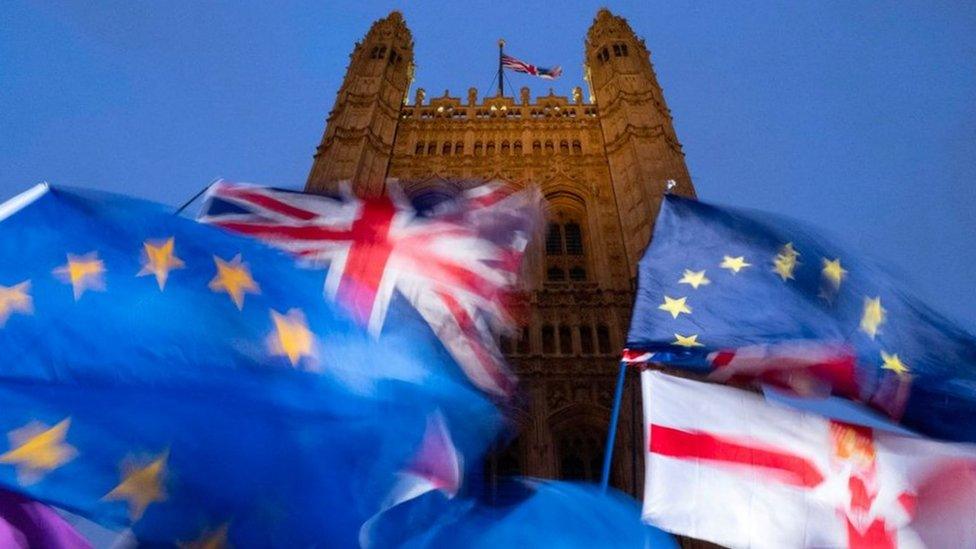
(642, 372, 976, 548)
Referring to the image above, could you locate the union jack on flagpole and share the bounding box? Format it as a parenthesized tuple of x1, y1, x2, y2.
(199, 180, 541, 397)
(501, 53, 563, 80)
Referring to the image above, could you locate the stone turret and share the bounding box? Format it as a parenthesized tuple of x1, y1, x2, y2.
(585, 8, 694, 274)
(305, 11, 414, 195)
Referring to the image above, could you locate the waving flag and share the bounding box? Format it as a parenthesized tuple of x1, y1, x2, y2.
(0, 184, 500, 546)
(199, 181, 540, 397)
(642, 372, 976, 549)
(501, 54, 563, 80)
(625, 194, 976, 443)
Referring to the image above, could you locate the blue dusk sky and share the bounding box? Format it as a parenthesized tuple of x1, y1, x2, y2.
(2, 1, 974, 331)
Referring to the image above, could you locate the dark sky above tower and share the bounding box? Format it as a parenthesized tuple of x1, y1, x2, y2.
(2, 1, 974, 331)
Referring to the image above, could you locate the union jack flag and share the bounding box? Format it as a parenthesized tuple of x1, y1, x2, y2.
(501, 53, 563, 80)
(199, 180, 540, 397)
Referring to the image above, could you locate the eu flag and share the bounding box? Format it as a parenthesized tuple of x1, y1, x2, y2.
(626, 195, 976, 443)
(0, 184, 501, 545)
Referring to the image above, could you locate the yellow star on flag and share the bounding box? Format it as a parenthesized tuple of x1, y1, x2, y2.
(719, 255, 751, 274)
(772, 242, 801, 281)
(880, 351, 910, 377)
(179, 522, 230, 549)
(53, 252, 106, 300)
(678, 269, 710, 289)
(137, 238, 185, 290)
(822, 258, 847, 289)
(269, 309, 316, 366)
(860, 296, 886, 339)
(209, 255, 260, 310)
(0, 418, 77, 483)
(658, 296, 692, 319)
(672, 333, 703, 348)
(0, 281, 33, 327)
(104, 451, 168, 521)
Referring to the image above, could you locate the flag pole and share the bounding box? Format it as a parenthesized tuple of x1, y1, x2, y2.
(497, 39, 505, 97)
(174, 178, 221, 215)
(600, 359, 628, 492)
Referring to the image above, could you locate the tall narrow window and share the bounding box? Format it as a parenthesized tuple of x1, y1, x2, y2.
(596, 324, 611, 354)
(455, 141, 464, 155)
(542, 325, 556, 355)
(486, 141, 496, 155)
(558, 325, 573, 355)
(572, 140, 582, 154)
(579, 325, 594, 355)
(545, 140, 554, 154)
(474, 141, 483, 156)
(545, 223, 563, 255)
(564, 223, 583, 255)
(427, 142, 437, 155)
(415, 141, 425, 155)
(559, 140, 569, 154)
(501, 141, 510, 155)
(598, 47, 610, 63)
(533, 140, 542, 154)
(442, 142, 452, 155)
(516, 326, 530, 355)
(513, 141, 523, 155)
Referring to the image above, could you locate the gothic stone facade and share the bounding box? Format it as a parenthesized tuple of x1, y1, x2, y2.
(305, 9, 695, 497)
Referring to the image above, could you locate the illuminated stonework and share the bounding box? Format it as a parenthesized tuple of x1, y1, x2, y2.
(306, 8, 695, 497)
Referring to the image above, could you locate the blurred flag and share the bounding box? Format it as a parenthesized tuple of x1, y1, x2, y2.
(0, 184, 500, 546)
(642, 372, 976, 548)
(501, 54, 563, 80)
(199, 181, 540, 397)
(625, 194, 976, 442)
(0, 490, 89, 548)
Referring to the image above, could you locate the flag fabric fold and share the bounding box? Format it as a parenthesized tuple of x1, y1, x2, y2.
(625, 194, 976, 443)
(0, 184, 501, 546)
(642, 371, 976, 549)
(501, 54, 563, 80)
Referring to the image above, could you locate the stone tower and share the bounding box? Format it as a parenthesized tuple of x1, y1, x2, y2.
(306, 11, 414, 196)
(586, 8, 695, 272)
(305, 9, 694, 497)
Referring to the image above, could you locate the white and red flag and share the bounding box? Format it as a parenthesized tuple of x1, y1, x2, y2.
(642, 371, 976, 549)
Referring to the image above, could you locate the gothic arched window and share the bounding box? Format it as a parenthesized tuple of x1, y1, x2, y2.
(501, 140, 510, 155)
(545, 140, 554, 154)
(455, 141, 464, 155)
(427, 142, 437, 155)
(541, 324, 556, 355)
(572, 140, 582, 154)
(415, 141, 425, 155)
(598, 47, 610, 63)
(474, 141, 483, 156)
(558, 325, 573, 355)
(532, 140, 542, 154)
(442, 142, 452, 155)
(596, 324, 611, 354)
(559, 140, 569, 154)
(545, 223, 563, 255)
(486, 141, 496, 155)
(513, 140, 523, 155)
(612, 43, 628, 57)
(564, 223, 583, 255)
(516, 326, 530, 355)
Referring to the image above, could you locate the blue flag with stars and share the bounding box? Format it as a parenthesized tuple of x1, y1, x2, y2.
(0, 184, 502, 546)
(626, 194, 976, 443)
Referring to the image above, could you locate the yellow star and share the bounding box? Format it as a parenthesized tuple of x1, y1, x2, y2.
(179, 523, 230, 549)
(772, 242, 801, 281)
(137, 238, 185, 290)
(880, 351, 910, 377)
(104, 451, 168, 521)
(822, 258, 847, 289)
(0, 418, 77, 483)
(860, 296, 886, 339)
(269, 309, 316, 366)
(658, 296, 692, 319)
(672, 333, 703, 348)
(209, 255, 260, 310)
(678, 269, 710, 289)
(53, 252, 106, 300)
(0, 281, 32, 327)
(720, 255, 751, 274)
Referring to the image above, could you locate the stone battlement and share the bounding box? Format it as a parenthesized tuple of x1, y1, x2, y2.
(402, 86, 596, 120)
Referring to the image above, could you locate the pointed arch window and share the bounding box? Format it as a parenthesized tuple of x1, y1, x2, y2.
(415, 141, 425, 155)
(612, 43, 628, 57)
(501, 141, 510, 155)
(533, 140, 542, 154)
(474, 141, 484, 156)
(579, 325, 594, 355)
(559, 140, 569, 154)
(516, 326, 530, 355)
(572, 140, 582, 154)
(442, 142, 452, 155)
(598, 47, 610, 63)
(427, 142, 437, 155)
(558, 325, 573, 355)
(513, 140, 523, 155)
(564, 223, 583, 255)
(545, 223, 563, 255)
(486, 141, 496, 155)
(542, 324, 556, 355)
(545, 140, 554, 154)
(596, 324, 611, 354)
(455, 141, 464, 155)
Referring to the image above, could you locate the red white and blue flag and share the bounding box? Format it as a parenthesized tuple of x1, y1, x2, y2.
(501, 53, 562, 80)
(199, 180, 539, 397)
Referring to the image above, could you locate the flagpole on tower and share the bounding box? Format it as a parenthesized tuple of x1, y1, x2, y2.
(498, 39, 505, 97)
